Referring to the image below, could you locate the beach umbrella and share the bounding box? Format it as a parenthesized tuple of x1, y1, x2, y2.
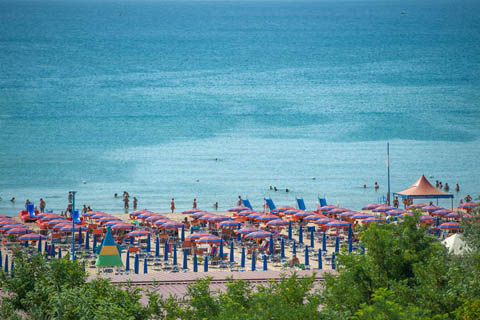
(218, 220, 242, 227)
(145, 233, 151, 252)
(266, 220, 289, 227)
(7, 228, 30, 235)
(58, 247, 62, 259)
(325, 221, 350, 229)
(362, 204, 381, 210)
(241, 247, 246, 269)
(385, 209, 406, 216)
(134, 254, 139, 274)
(314, 218, 334, 226)
(419, 216, 435, 223)
(310, 229, 315, 248)
(351, 213, 374, 220)
(446, 212, 461, 219)
(363, 217, 386, 224)
(17, 233, 46, 241)
(85, 232, 90, 250)
(155, 237, 160, 257)
(228, 206, 249, 212)
(196, 236, 222, 244)
(332, 253, 336, 270)
(246, 231, 273, 239)
(204, 256, 208, 272)
(422, 205, 441, 212)
(305, 246, 309, 266)
(431, 209, 451, 216)
(78, 228, 83, 245)
(275, 206, 295, 213)
(407, 203, 427, 209)
(438, 222, 461, 230)
(164, 242, 169, 261)
(230, 241, 235, 263)
(181, 225, 185, 242)
(299, 225, 303, 244)
(186, 232, 213, 240)
(4, 255, 8, 273)
(0, 251, 2, 268)
(127, 230, 151, 238)
(294, 211, 313, 218)
(193, 253, 198, 272)
(281, 238, 285, 259)
(329, 208, 350, 214)
(256, 215, 281, 222)
(459, 202, 479, 208)
(269, 235, 274, 256)
(263, 254, 268, 271)
(162, 221, 185, 229)
(335, 237, 340, 253)
(293, 240, 296, 255)
(93, 234, 97, 251)
(207, 216, 231, 223)
(338, 212, 356, 218)
(235, 227, 260, 235)
(111, 223, 134, 230)
(251, 250, 256, 271)
(10, 260, 14, 277)
(288, 221, 292, 240)
(0, 224, 25, 231)
(284, 209, 301, 215)
(144, 258, 148, 274)
(60, 226, 86, 232)
(125, 250, 130, 271)
(38, 239, 42, 253)
(219, 239, 224, 259)
(373, 206, 396, 213)
(304, 215, 323, 221)
(400, 212, 414, 218)
(190, 212, 207, 219)
(183, 249, 188, 271)
(318, 249, 323, 269)
(183, 208, 204, 214)
(145, 215, 167, 222)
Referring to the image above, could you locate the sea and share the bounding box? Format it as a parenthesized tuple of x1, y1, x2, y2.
(1, 0, 479, 216)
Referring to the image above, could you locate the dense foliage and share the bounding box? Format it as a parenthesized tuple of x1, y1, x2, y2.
(1, 205, 479, 319)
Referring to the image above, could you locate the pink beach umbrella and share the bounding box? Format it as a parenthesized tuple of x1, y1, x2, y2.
(422, 206, 442, 212)
(438, 222, 460, 230)
(228, 206, 250, 212)
(127, 230, 151, 237)
(266, 220, 289, 227)
(235, 227, 260, 234)
(186, 232, 213, 240)
(363, 217, 386, 224)
(218, 220, 242, 227)
(362, 204, 381, 210)
(7, 228, 31, 235)
(245, 231, 273, 239)
(182, 208, 205, 214)
(324, 221, 350, 229)
(373, 206, 396, 213)
(196, 236, 222, 244)
(17, 233, 47, 241)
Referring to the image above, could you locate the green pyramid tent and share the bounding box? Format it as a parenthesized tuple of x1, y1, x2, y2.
(95, 227, 123, 267)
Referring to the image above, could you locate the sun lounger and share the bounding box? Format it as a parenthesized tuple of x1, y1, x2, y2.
(318, 197, 327, 207)
(296, 198, 307, 210)
(264, 198, 276, 212)
(241, 198, 253, 210)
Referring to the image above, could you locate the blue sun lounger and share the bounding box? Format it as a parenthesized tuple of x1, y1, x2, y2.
(318, 197, 327, 207)
(264, 198, 276, 212)
(241, 198, 253, 210)
(296, 198, 306, 210)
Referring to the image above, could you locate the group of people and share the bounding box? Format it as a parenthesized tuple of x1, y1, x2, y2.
(115, 192, 138, 210)
(269, 186, 290, 192)
(23, 198, 47, 214)
(435, 180, 459, 192)
(362, 182, 380, 189)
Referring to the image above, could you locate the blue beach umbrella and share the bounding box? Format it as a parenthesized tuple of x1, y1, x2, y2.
(0, 251, 2, 268)
(263, 254, 267, 271)
(144, 258, 148, 274)
(305, 246, 309, 266)
(44, 241, 48, 253)
(164, 242, 169, 261)
(155, 237, 160, 257)
(237, 225, 242, 241)
(318, 249, 322, 270)
(310, 229, 314, 248)
(58, 247, 62, 259)
(251, 250, 256, 271)
(299, 225, 303, 244)
(125, 250, 130, 271)
(181, 225, 185, 242)
(130, 235, 134, 245)
(332, 253, 336, 270)
(219, 239, 224, 259)
(361, 245, 365, 255)
(269, 235, 274, 256)
(230, 241, 234, 263)
(292, 240, 296, 255)
(204, 256, 208, 272)
(93, 234, 97, 251)
(38, 239, 42, 253)
(78, 229, 82, 245)
(288, 221, 292, 240)
(146, 234, 151, 253)
(241, 247, 246, 269)
(335, 237, 340, 253)
(85, 232, 90, 250)
(183, 249, 188, 271)
(4, 255, 8, 273)
(10, 260, 14, 277)
(134, 254, 139, 274)
(173, 244, 177, 266)
(281, 238, 285, 259)
(193, 253, 198, 272)
(322, 231, 327, 251)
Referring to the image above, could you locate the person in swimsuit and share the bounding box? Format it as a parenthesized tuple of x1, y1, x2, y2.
(171, 198, 175, 213)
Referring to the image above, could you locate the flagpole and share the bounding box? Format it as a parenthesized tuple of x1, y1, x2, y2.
(387, 143, 391, 206)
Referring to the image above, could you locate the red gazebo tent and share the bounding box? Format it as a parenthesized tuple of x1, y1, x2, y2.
(393, 174, 454, 208)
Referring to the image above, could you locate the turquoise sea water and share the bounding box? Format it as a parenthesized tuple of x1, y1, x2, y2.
(1, 0, 479, 216)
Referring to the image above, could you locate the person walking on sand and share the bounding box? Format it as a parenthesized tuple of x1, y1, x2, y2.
(39, 198, 46, 213)
(193, 198, 197, 209)
(171, 198, 175, 213)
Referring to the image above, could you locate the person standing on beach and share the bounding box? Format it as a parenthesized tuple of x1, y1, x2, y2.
(123, 196, 129, 210)
(25, 199, 31, 210)
(39, 198, 46, 213)
(214, 202, 218, 211)
(68, 192, 72, 203)
(193, 198, 197, 209)
(133, 197, 138, 210)
(171, 198, 175, 213)
(237, 196, 242, 206)
(82, 205, 87, 214)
